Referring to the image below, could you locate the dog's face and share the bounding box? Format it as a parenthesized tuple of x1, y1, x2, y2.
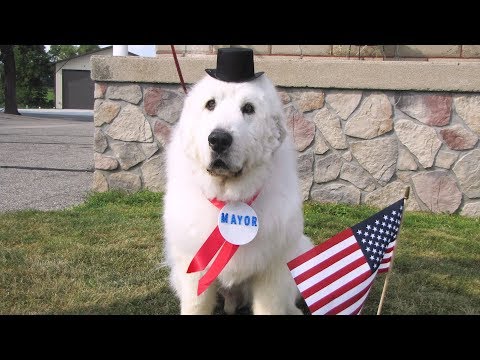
(178, 75, 286, 179)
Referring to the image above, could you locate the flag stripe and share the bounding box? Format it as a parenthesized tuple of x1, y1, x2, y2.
(310, 270, 376, 314)
(300, 250, 365, 296)
(338, 286, 372, 315)
(290, 235, 357, 279)
(378, 261, 391, 272)
(327, 283, 373, 315)
(380, 258, 391, 266)
(381, 253, 393, 262)
(378, 266, 389, 273)
(385, 244, 395, 253)
(381, 250, 395, 262)
(287, 228, 354, 270)
(305, 262, 371, 305)
(378, 240, 397, 273)
(293, 242, 359, 285)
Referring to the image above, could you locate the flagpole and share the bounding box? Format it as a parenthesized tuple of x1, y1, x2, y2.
(376, 186, 410, 315)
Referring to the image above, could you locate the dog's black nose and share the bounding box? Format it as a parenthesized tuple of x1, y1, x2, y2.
(208, 129, 233, 153)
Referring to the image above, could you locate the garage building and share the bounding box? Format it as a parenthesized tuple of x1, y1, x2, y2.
(55, 46, 137, 109)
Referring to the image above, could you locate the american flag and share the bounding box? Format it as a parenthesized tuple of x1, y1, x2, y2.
(288, 198, 405, 315)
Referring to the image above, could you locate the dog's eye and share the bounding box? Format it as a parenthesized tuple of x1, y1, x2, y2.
(241, 103, 255, 115)
(205, 99, 216, 111)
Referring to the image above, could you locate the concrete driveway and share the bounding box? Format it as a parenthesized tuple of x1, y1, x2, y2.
(0, 110, 94, 212)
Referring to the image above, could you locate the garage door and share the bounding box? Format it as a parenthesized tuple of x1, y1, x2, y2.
(62, 70, 94, 109)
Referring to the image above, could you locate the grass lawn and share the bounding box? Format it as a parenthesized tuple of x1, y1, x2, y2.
(1, 190, 479, 315)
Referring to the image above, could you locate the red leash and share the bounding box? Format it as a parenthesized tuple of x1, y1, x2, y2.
(171, 45, 188, 94)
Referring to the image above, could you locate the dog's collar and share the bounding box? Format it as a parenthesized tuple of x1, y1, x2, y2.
(209, 191, 260, 210)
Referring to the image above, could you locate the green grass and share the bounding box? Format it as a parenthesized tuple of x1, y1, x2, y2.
(0, 191, 479, 315)
(0, 191, 176, 315)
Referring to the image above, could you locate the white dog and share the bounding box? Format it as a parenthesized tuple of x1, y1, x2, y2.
(163, 57, 313, 314)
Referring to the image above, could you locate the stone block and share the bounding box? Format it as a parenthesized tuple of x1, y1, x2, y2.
(395, 45, 461, 58)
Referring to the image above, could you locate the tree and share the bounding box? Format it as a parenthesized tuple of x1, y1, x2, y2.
(0, 45, 20, 115)
(14, 45, 52, 108)
(77, 45, 100, 55)
(48, 45, 78, 62)
(49, 45, 100, 62)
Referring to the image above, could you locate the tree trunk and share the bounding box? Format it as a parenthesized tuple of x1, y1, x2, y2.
(0, 45, 20, 115)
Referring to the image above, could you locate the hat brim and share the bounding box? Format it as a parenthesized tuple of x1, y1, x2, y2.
(205, 69, 264, 83)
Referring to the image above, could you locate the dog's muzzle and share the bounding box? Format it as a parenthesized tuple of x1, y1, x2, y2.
(207, 129, 242, 177)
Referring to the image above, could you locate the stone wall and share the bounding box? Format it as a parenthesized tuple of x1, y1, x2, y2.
(280, 89, 480, 217)
(92, 82, 185, 193)
(92, 80, 480, 217)
(156, 45, 480, 60)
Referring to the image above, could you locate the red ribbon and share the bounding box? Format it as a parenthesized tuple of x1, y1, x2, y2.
(187, 193, 259, 296)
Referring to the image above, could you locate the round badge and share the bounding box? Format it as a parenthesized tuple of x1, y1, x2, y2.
(217, 202, 259, 245)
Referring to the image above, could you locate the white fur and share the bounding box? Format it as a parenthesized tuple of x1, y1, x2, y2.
(163, 74, 313, 315)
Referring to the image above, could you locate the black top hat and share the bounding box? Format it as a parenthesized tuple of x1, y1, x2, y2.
(205, 48, 264, 83)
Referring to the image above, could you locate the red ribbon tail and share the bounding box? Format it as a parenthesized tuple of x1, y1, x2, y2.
(187, 227, 225, 273)
(246, 192, 259, 205)
(197, 242, 239, 296)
